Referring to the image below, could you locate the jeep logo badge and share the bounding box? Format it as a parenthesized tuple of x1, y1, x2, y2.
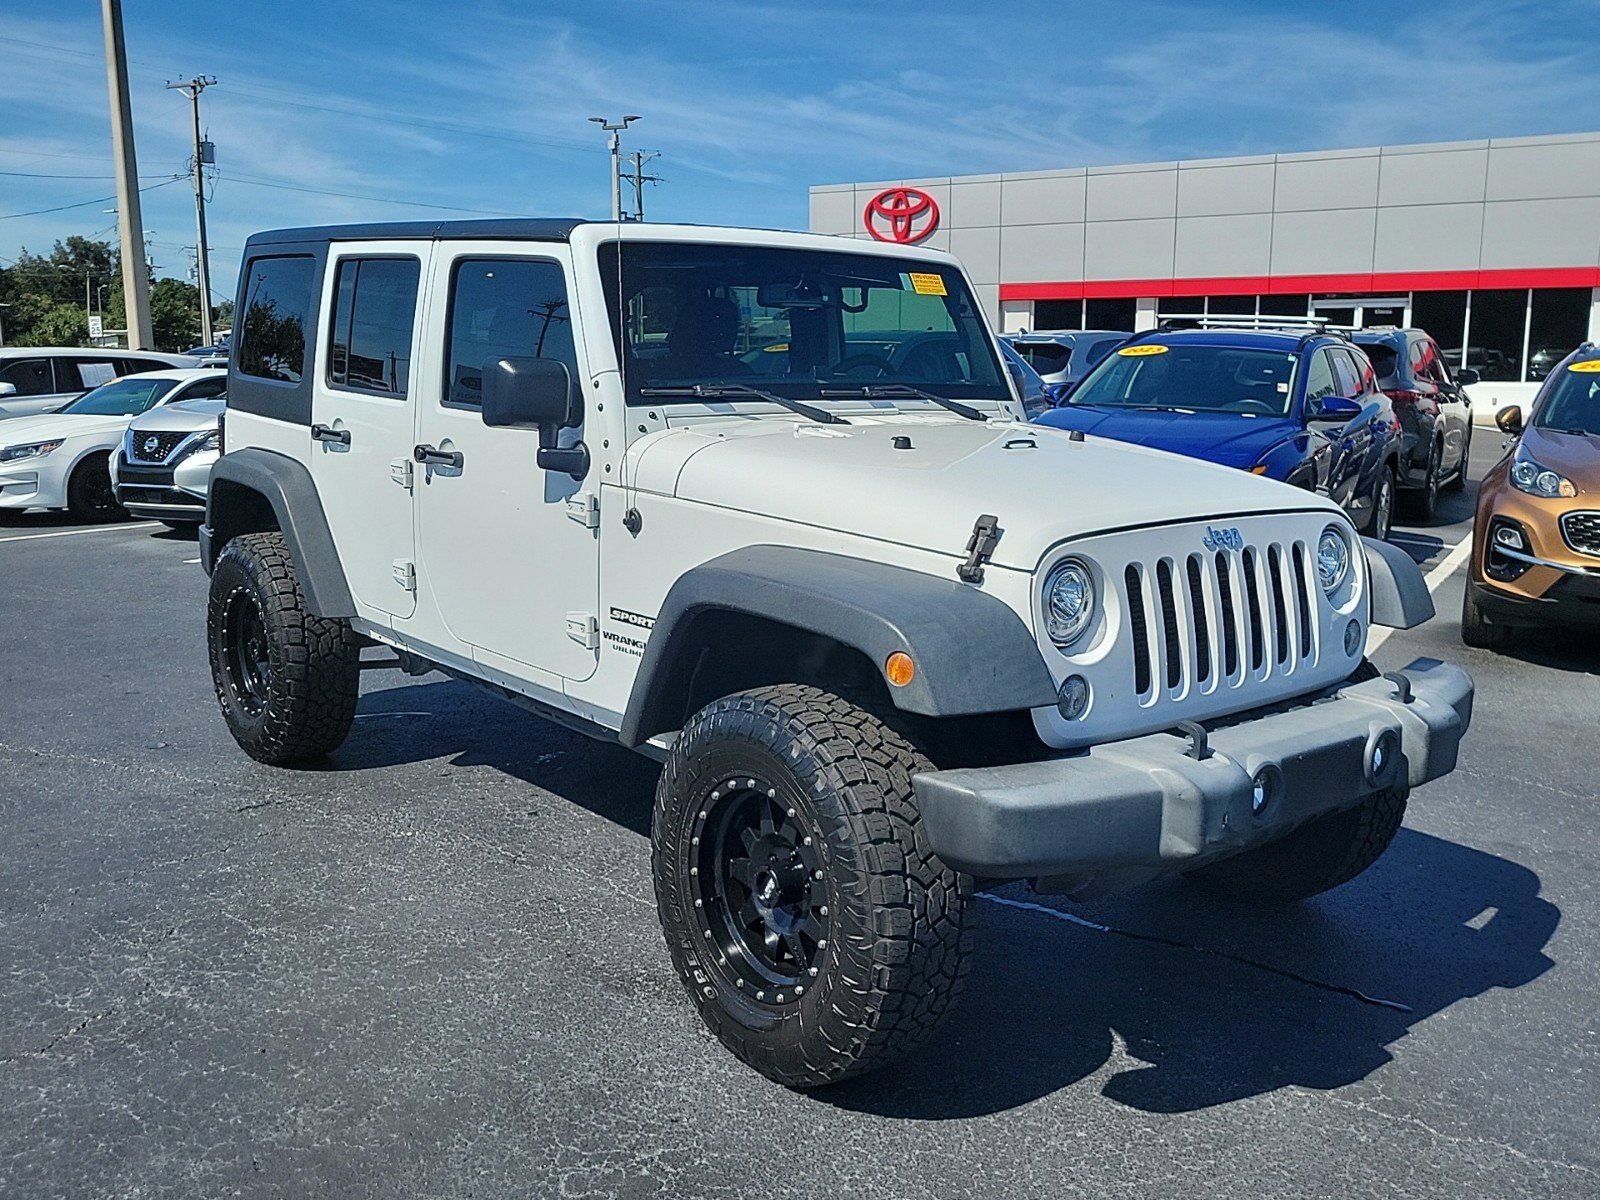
(1202, 525, 1244, 552)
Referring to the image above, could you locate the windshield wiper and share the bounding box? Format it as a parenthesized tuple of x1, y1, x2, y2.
(638, 383, 847, 425)
(818, 383, 986, 422)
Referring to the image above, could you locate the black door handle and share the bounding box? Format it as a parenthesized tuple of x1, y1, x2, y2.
(311, 423, 351, 445)
(413, 444, 463, 469)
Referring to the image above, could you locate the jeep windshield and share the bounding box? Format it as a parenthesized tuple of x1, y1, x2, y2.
(1534, 363, 1600, 436)
(1067, 343, 1299, 418)
(598, 242, 1010, 411)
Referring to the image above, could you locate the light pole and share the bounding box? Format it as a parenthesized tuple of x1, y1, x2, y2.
(588, 115, 641, 221)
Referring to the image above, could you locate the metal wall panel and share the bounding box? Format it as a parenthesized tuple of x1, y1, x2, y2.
(1378, 147, 1489, 206)
(1269, 208, 1376, 276)
(949, 226, 1002, 284)
(948, 180, 1003, 228)
(1000, 173, 1087, 226)
(1273, 151, 1381, 212)
(1086, 165, 1180, 223)
(999, 223, 1084, 283)
(1176, 160, 1276, 217)
(1374, 204, 1486, 272)
(1480, 198, 1600, 269)
(1084, 217, 1176, 281)
(1486, 138, 1600, 201)
(1174, 213, 1274, 278)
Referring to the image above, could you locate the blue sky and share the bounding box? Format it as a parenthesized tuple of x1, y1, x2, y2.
(4, 0, 1600, 302)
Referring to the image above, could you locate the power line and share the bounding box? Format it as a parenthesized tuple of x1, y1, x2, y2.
(0, 176, 182, 221)
(214, 172, 545, 217)
(0, 169, 170, 180)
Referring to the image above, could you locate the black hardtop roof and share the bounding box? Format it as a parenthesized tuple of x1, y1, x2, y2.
(245, 218, 589, 248)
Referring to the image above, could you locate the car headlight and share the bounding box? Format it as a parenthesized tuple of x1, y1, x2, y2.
(1317, 526, 1351, 595)
(0, 439, 64, 463)
(1043, 558, 1096, 647)
(1509, 446, 1576, 498)
(192, 430, 220, 453)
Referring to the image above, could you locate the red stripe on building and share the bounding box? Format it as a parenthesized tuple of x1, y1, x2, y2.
(999, 267, 1600, 302)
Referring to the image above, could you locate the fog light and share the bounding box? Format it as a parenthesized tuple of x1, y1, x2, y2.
(1250, 765, 1282, 817)
(1343, 618, 1362, 657)
(1056, 674, 1090, 721)
(1493, 524, 1526, 550)
(1369, 730, 1401, 784)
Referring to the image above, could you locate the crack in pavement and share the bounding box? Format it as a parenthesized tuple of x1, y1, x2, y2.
(978, 891, 1414, 1012)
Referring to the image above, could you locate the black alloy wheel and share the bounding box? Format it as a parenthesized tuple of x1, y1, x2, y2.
(221, 586, 272, 716)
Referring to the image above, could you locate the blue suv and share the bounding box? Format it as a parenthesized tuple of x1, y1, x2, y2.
(1035, 325, 1403, 540)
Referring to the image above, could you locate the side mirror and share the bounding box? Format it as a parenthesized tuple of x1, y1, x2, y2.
(0, 382, 16, 398)
(1495, 405, 1523, 435)
(1309, 394, 1362, 421)
(1456, 367, 1480, 386)
(482, 356, 588, 479)
(1045, 381, 1076, 405)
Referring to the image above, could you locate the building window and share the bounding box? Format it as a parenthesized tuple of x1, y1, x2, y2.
(1084, 298, 1137, 331)
(1465, 289, 1526, 382)
(1033, 299, 1082, 329)
(1527, 288, 1591, 381)
(1411, 290, 1468, 361)
(1205, 294, 1254, 316)
(1260, 294, 1310, 318)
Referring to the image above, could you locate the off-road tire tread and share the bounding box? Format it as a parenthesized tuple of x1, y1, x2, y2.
(1188, 786, 1408, 904)
(207, 532, 360, 764)
(653, 683, 969, 1088)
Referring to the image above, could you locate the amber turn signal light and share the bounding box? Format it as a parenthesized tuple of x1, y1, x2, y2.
(884, 651, 916, 687)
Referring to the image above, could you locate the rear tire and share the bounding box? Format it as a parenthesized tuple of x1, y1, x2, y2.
(65, 453, 126, 523)
(206, 532, 360, 765)
(1365, 463, 1396, 541)
(1461, 581, 1514, 650)
(1442, 427, 1470, 492)
(1188, 786, 1408, 904)
(653, 684, 969, 1088)
(1404, 443, 1441, 522)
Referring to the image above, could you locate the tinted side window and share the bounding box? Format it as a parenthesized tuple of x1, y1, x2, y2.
(445, 258, 577, 408)
(1330, 349, 1363, 397)
(0, 358, 53, 395)
(1346, 348, 1376, 394)
(238, 255, 316, 383)
(65, 358, 120, 389)
(328, 257, 421, 397)
(178, 376, 228, 402)
(1305, 350, 1338, 403)
(116, 359, 165, 378)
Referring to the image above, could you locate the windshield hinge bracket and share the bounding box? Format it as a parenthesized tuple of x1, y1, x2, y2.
(957, 514, 1002, 585)
(565, 491, 600, 530)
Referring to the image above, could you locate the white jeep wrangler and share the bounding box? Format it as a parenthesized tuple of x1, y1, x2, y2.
(201, 219, 1473, 1087)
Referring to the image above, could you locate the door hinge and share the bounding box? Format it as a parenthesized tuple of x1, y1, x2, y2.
(390, 456, 414, 491)
(565, 492, 600, 529)
(566, 611, 599, 650)
(392, 559, 417, 592)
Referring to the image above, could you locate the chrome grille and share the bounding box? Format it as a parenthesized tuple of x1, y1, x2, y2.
(1120, 540, 1320, 705)
(128, 429, 189, 464)
(1561, 511, 1600, 558)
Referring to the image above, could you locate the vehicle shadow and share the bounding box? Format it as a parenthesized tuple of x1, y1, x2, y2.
(328, 676, 659, 836)
(823, 831, 1557, 1119)
(325, 679, 1559, 1121)
(1483, 637, 1600, 677)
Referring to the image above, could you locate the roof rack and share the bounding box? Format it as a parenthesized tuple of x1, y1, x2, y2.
(1156, 314, 1350, 339)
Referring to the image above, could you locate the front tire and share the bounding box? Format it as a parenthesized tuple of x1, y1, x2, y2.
(66, 453, 126, 523)
(1188, 786, 1408, 904)
(1461, 581, 1514, 650)
(206, 532, 360, 765)
(1405, 442, 1441, 522)
(1365, 462, 1396, 541)
(653, 684, 969, 1088)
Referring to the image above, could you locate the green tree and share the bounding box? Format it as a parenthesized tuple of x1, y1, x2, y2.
(29, 305, 89, 347)
(150, 277, 202, 352)
(0, 292, 58, 345)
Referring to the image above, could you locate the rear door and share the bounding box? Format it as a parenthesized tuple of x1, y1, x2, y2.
(1421, 337, 1470, 472)
(307, 246, 428, 622)
(0, 356, 57, 416)
(1328, 348, 1374, 509)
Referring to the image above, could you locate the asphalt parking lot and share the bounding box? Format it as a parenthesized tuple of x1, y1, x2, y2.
(2, 432, 1595, 1199)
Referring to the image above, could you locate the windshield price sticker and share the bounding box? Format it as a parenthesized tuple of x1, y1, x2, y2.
(1117, 344, 1169, 357)
(906, 272, 947, 297)
(1568, 360, 1600, 373)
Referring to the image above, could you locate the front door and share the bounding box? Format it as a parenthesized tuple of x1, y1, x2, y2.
(308, 247, 427, 620)
(411, 246, 599, 682)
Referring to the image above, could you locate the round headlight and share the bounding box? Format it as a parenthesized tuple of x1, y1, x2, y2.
(1043, 559, 1096, 647)
(1316, 526, 1351, 595)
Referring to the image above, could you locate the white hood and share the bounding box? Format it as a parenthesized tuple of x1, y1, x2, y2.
(0, 411, 134, 446)
(645, 414, 1341, 572)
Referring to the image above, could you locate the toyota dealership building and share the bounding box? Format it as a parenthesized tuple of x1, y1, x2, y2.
(810, 130, 1600, 413)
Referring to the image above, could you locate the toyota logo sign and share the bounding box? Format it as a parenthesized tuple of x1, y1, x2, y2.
(863, 187, 940, 244)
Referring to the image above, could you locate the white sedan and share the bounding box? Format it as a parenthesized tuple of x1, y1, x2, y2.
(0, 368, 228, 523)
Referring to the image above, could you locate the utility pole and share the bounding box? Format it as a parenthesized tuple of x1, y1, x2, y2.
(167, 74, 218, 346)
(588, 115, 641, 221)
(100, 0, 152, 349)
(622, 150, 663, 221)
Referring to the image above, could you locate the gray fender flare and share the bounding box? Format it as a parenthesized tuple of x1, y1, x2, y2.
(1362, 536, 1434, 629)
(619, 545, 1058, 746)
(202, 447, 355, 619)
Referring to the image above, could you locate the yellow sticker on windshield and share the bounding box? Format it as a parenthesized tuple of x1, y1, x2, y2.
(1568, 359, 1600, 372)
(1117, 343, 1169, 357)
(907, 272, 947, 297)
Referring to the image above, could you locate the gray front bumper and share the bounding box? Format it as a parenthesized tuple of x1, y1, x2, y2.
(915, 659, 1473, 879)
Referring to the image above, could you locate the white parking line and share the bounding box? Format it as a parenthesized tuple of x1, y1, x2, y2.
(1368, 536, 1476, 652)
(0, 522, 160, 545)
